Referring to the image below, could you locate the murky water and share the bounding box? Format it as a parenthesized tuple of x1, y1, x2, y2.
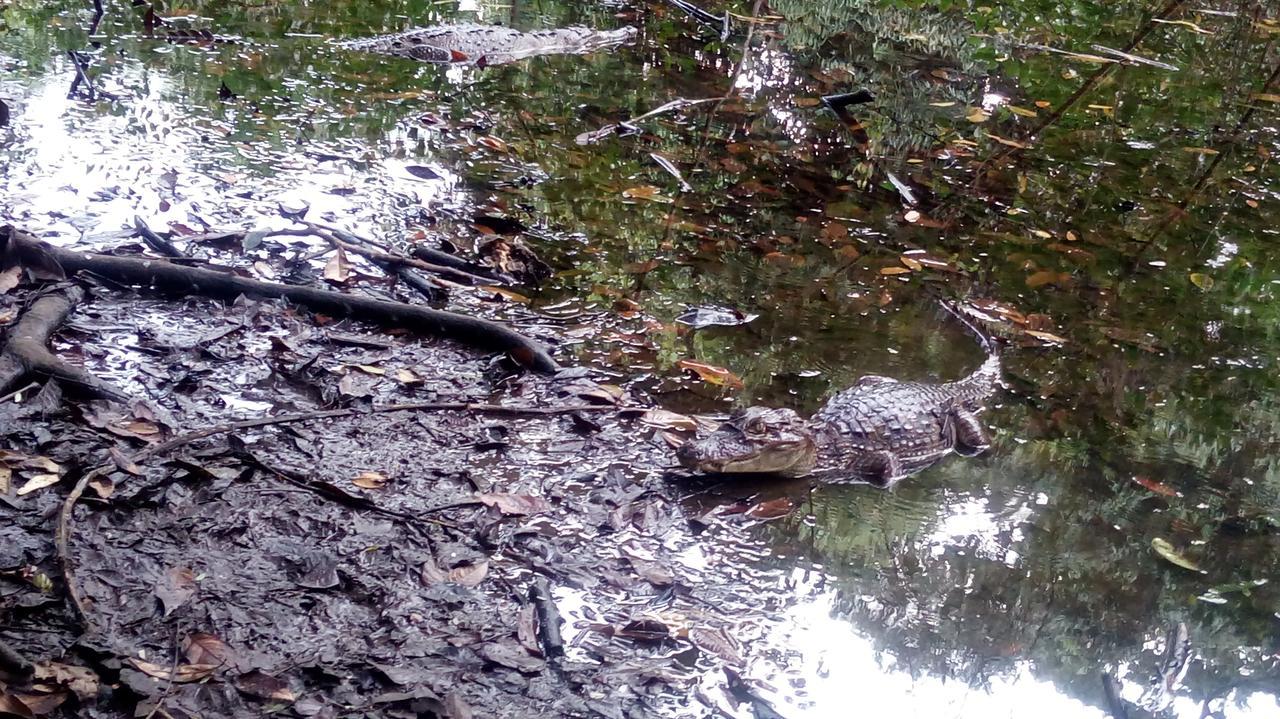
(3, 0, 1278, 716)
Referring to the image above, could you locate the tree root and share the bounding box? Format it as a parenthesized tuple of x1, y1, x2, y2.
(0, 638, 34, 678)
(3, 226, 558, 373)
(0, 285, 129, 402)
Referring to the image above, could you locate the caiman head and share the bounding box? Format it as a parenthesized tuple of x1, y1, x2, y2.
(676, 407, 817, 477)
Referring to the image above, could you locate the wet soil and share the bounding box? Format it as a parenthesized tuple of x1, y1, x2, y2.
(0, 270, 798, 718)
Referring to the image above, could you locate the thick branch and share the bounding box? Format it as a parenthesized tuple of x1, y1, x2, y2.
(5, 227, 558, 373)
(0, 285, 129, 401)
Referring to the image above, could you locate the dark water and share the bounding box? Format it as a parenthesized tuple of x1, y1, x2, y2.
(3, 0, 1278, 716)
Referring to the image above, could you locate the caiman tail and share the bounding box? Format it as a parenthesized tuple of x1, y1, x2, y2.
(938, 299, 1002, 406)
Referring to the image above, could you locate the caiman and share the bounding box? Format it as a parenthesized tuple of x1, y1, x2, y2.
(334, 24, 638, 66)
(157, 23, 638, 68)
(676, 304, 1000, 486)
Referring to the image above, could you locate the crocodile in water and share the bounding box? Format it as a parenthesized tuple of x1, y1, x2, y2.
(676, 304, 1000, 486)
(333, 24, 639, 66)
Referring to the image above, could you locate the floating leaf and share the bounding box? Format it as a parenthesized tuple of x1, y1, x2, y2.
(639, 409, 698, 433)
(394, 368, 422, 384)
(689, 627, 743, 666)
(323, 247, 350, 283)
(676, 360, 744, 389)
(1024, 330, 1068, 345)
(1151, 538, 1203, 572)
(352, 471, 388, 490)
(479, 643, 544, 674)
(745, 497, 795, 520)
(673, 306, 757, 329)
(1182, 147, 1219, 155)
(476, 492, 551, 515)
(1189, 273, 1214, 290)
(616, 618, 670, 643)
(1007, 105, 1038, 117)
(899, 256, 923, 271)
(965, 108, 990, 123)
(477, 135, 508, 152)
(480, 286, 531, 304)
(1251, 93, 1280, 103)
(986, 132, 1029, 149)
(241, 229, 268, 252)
(404, 165, 443, 180)
(879, 266, 911, 276)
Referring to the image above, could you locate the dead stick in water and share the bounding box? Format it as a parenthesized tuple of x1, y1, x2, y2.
(56, 400, 628, 633)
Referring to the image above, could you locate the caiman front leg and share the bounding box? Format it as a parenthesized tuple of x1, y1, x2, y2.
(859, 450, 904, 487)
(951, 408, 990, 456)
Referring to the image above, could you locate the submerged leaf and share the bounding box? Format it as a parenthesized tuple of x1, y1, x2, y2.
(1151, 538, 1203, 572)
(1189, 273, 1214, 290)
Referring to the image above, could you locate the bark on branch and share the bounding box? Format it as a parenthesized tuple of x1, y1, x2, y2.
(3, 226, 558, 373)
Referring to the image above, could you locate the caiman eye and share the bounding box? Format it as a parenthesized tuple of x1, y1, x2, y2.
(746, 419, 766, 434)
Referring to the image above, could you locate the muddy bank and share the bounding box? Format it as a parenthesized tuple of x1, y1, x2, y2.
(0, 274, 804, 718)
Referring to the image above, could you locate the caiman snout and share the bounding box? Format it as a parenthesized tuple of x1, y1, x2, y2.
(675, 406, 817, 477)
(676, 440, 719, 472)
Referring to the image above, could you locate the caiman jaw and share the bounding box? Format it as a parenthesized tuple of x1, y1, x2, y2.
(676, 407, 818, 477)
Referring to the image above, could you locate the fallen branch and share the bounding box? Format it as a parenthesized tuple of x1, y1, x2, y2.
(0, 285, 130, 402)
(529, 575, 565, 659)
(57, 399, 626, 633)
(3, 226, 558, 373)
(306, 221, 510, 285)
(271, 222, 507, 288)
(575, 97, 727, 145)
(267, 226, 451, 303)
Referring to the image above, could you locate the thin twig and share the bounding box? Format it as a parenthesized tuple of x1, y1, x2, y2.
(234, 444, 456, 528)
(56, 399, 629, 633)
(141, 627, 180, 719)
(575, 97, 728, 145)
(0, 381, 40, 404)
